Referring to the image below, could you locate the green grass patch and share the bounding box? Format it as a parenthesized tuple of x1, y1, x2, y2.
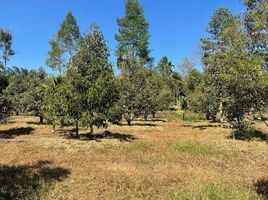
(171, 183, 258, 200)
(176, 110, 206, 122)
(170, 142, 220, 157)
(126, 141, 156, 152)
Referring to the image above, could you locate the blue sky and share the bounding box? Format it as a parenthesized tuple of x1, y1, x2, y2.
(0, 0, 245, 74)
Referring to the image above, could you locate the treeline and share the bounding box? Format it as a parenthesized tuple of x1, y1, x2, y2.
(0, 0, 267, 139)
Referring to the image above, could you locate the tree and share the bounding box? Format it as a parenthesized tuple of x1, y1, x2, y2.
(3, 67, 30, 115)
(157, 57, 182, 107)
(117, 58, 145, 126)
(157, 56, 173, 78)
(115, 0, 152, 68)
(200, 8, 240, 125)
(178, 58, 195, 77)
(201, 6, 268, 136)
(0, 71, 11, 122)
(22, 68, 47, 124)
(46, 12, 80, 74)
(244, 0, 268, 58)
(43, 76, 64, 130)
(244, 0, 268, 126)
(0, 29, 15, 69)
(57, 25, 118, 136)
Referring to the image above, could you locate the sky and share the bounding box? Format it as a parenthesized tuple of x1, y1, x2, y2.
(0, 0, 245, 74)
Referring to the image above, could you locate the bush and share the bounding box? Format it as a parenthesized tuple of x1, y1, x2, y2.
(232, 121, 255, 140)
(0, 96, 11, 123)
(108, 105, 125, 125)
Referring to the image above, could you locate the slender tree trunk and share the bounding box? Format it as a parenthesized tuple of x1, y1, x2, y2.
(75, 122, 79, 138)
(219, 102, 224, 128)
(152, 111, 156, 119)
(39, 115, 44, 125)
(16, 111, 19, 116)
(144, 114, 148, 121)
(88, 123, 94, 138)
(182, 111, 185, 121)
(206, 113, 210, 120)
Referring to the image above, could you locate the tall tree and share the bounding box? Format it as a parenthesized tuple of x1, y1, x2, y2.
(55, 25, 118, 136)
(115, 0, 152, 69)
(23, 68, 47, 124)
(0, 29, 15, 69)
(200, 8, 239, 123)
(244, 0, 268, 125)
(46, 12, 80, 74)
(244, 0, 268, 58)
(157, 56, 173, 78)
(157, 57, 182, 107)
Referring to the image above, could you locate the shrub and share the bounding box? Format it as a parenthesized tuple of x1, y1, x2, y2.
(107, 105, 125, 125)
(232, 121, 255, 140)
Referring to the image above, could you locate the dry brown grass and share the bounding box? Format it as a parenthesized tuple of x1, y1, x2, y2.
(0, 113, 267, 200)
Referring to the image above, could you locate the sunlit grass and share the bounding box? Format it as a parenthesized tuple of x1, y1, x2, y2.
(170, 142, 220, 157)
(171, 183, 259, 200)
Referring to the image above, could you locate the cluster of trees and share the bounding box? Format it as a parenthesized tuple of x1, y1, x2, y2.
(0, 0, 181, 136)
(184, 0, 268, 138)
(0, 0, 267, 139)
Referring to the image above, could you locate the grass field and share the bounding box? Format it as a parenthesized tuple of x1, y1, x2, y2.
(0, 112, 267, 200)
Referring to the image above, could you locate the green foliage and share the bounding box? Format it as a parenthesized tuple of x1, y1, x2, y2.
(0, 95, 11, 123)
(232, 121, 256, 140)
(23, 68, 47, 123)
(117, 60, 147, 125)
(46, 12, 80, 73)
(180, 96, 188, 111)
(107, 105, 125, 124)
(115, 0, 152, 68)
(200, 5, 268, 130)
(157, 56, 174, 78)
(3, 67, 30, 114)
(0, 29, 15, 68)
(46, 25, 118, 135)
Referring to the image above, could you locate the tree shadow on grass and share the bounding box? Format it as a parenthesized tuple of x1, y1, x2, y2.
(229, 129, 267, 142)
(26, 121, 46, 125)
(180, 124, 219, 130)
(0, 127, 35, 139)
(62, 130, 136, 142)
(254, 177, 268, 199)
(118, 123, 158, 127)
(192, 124, 220, 130)
(0, 160, 70, 200)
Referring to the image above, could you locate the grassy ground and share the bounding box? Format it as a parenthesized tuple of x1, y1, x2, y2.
(0, 112, 267, 200)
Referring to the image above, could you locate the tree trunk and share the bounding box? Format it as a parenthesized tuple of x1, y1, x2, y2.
(152, 112, 156, 119)
(206, 113, 210, 120)
(52, 124, 56, 132)
(75, 122, 79, 138)
(182, 112, 185, 121)
(212, 115, 217, 122)
(127, 119, 131, 126)
(144, 114, 148, 121)
(88, 123, 94, 138)
(16, 111, 19, 116)
(219, 102, 224, 128)
(39, 115, 44, 125)
(4, 58, 7, 69)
